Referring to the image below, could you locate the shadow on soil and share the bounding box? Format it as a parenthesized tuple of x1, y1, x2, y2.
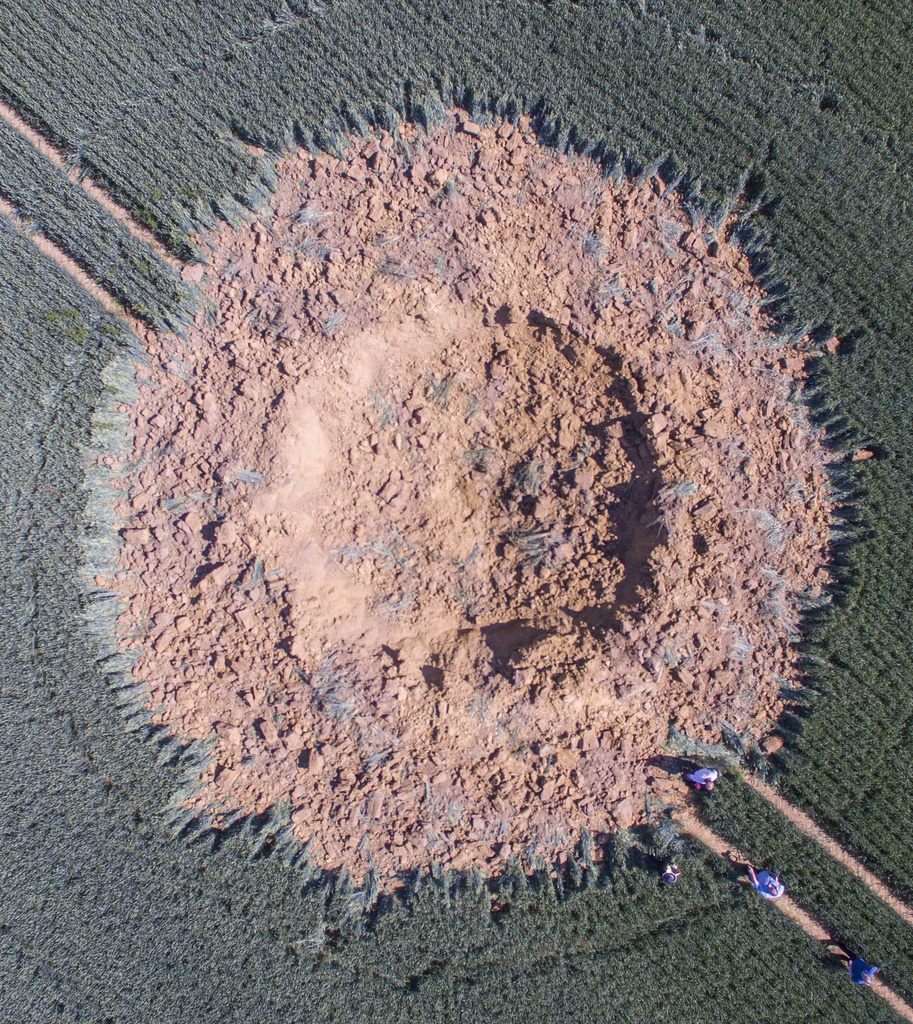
(563, 340, 666, 634)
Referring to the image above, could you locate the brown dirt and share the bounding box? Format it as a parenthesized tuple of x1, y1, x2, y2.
(679, 812, 913, 1024)
(102, 111, 836, 881)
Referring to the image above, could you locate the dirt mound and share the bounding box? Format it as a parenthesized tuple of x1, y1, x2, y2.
(104, 112, 834, 881)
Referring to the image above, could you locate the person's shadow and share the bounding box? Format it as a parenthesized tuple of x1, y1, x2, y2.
(819, 940, 854, 977)
(646, 753, 708, 783)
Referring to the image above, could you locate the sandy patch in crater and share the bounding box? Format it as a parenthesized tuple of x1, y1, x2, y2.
(103, 112, 834, 880)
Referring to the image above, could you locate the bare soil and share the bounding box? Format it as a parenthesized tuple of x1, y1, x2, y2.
(103, 112, 834, 881)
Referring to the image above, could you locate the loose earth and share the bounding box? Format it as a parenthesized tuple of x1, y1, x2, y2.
(103, 112, 834, 881)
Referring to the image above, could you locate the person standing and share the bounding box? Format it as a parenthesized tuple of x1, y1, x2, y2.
(746, 863, 784, 899)
(848, 957, 880, 985)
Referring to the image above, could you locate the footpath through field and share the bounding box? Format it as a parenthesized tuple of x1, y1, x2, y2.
(745, 775, 913, 928)
(680, 811, 913, 1024)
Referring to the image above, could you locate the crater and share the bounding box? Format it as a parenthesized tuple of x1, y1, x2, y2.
(104, 111, 834, 881)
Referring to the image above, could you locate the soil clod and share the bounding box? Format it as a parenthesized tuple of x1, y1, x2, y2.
(105, 112, 834, 883)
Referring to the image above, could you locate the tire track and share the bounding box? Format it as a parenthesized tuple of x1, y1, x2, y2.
(746, 775, 913, 928)
(0, 196, 121, 315)
(679, 811, 913, 1024)
(0, 98, 178, 267)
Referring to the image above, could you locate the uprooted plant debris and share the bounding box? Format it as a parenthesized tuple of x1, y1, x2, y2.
(102, 112, 834, 882)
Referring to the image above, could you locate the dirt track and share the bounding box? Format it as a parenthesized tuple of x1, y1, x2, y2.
(680, 811, 913, 1024)
(0, 97, 177, 264)
(0, 195, 121, 314)
(746, 776, 913, 927)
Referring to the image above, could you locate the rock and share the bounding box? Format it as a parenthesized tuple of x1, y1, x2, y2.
(368, 152, 391, 175)
(345, 160, 366, 182)
(761, 734, 785, 754)
(122, 528, 151, 545)
(613, 797, 637, 829)
(215, 722, 243, 746)
(852, 448, 874, 461)
(477, 148, 499, 171)
(460, 121, 481, 137)
(234, 607, 256, 630)
(180, 263, 206, 284)
(257, 718, 279, 745)
(215, 520, 238, 546)
(674, 667, 695, 688)
(199, 562, 233, 593)
(552, 542, 575, 563)
(152, 631, 175, 654)
(649, 412, 668, 434)
(477, 207, 501, 227)
(581, 729, 599, 752)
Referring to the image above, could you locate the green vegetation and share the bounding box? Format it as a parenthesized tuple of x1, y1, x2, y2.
(1, 0, 913, 1019)
(0, 118, 197, 329)
(309, 860, 900, 1023)
(697, 774, 913, 1004)
(776, 379, 913, 906)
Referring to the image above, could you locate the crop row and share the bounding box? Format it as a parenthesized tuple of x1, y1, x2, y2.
(696, 774, 913, 1003)
(0, 118, 196, 328)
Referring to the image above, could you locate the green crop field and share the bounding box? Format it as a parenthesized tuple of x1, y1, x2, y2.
(1, 1, 912, 1020)
(697, 775, 913, 1003)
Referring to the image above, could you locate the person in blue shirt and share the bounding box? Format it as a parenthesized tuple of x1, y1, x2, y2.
(848, 957, 880, 985)
(746, 863, 784, 899)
